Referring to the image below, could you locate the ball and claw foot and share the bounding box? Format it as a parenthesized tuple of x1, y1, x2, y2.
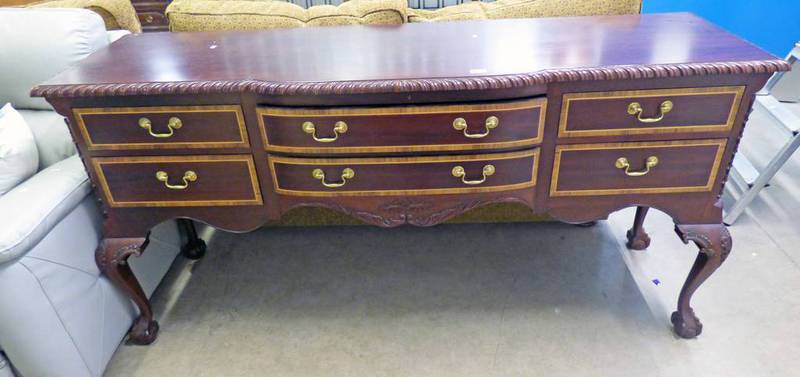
(181, 238, 207, 260)
(626, 228, 651, 250)
(671, 310, 702, 339)
(127, 317, 159, 345)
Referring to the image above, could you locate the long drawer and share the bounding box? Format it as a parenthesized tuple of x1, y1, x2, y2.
(92, 155, 262, 207)
(550, 139, 727, 197)
(74, 105, 248, 150)
(257, 98, 545, 154)
(559, 86, 744, 138)
(268, 149, 539, 196)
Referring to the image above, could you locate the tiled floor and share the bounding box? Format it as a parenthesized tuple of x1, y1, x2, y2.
(106, 103, 800, 377)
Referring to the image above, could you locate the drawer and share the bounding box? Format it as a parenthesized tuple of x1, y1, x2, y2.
(73, 105, 248, 150)
(558, 86, 745, 137)
(269, 149, 539, 196)
(257, 98, 545, 154)
(92, 155, 262, 207)
(550, 140, 727, 197)
(137, 12, 168, 29)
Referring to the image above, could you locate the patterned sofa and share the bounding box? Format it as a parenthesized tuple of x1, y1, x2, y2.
(166, 0, 407, 31)
(409, 0, 641, 22)
(167, 0, 642, 31)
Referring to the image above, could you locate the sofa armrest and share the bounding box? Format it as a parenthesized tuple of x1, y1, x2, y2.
(0, 155, 90, 264)
(27, 0, 142, 33)
(107, 29, 130, 43)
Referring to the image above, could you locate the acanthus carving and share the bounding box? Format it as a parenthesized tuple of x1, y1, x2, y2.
(675, 224, 732, 261)
(95, 237, 148, 267)
(31, 60, 790, 98)
(289, 197, 532, 228)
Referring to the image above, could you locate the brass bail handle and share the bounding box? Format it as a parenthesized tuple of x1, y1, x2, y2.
(312, 168, 355, 188)
(303, 121, 348, 143)
(451, 164, 495, 185)
(156, 170, 197, 190)
(615, 156, 659, 177)
(139, 117, 182, 138)
(452, 116, 499, 138)
(627, 100, 673, 123)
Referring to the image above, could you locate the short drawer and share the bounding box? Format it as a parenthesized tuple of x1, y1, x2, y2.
(258, 98, 545, 154)
(550, 140, 727, 197)
(137, 12, 168, 29)
(558, 86, 745, 137)
(92, 155, 262, 207)
(269, 149, 539, 196)
(74, 105, 248, 150)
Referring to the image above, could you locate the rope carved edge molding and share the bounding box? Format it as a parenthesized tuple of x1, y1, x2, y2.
(31, 60, 791, 98)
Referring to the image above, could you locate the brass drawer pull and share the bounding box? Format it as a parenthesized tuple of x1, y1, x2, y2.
(452, 116, 499, 138)
(451, 164, 495, 185)
(615, 156, 659, 177)
(155, 170, 197, 190)
(627, 100, 673, 123)
(312, 168, 354, 188)
(139, 117, 182, 138)
(302, 121, 347, 142)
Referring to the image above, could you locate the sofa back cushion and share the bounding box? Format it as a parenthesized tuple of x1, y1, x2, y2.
(166, 0, 407, 32)
(0, 104, 39, 196)
(409, 0, 642, 22)
(17, 110, 77, 170)
(0, 8, 109, 110)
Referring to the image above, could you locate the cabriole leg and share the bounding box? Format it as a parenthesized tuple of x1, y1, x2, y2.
(671, 224, 731, 338)
(626, 206, 651, 250)
(95, 237, 159, 345)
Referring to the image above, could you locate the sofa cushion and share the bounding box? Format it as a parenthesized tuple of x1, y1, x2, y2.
(0, 104, 39, 196)
(0, 8, 109, 110)
(27, 0, 143, 33)
(0, 155, 90, 264)
(166, 0, 406, 31)
(17, 110, 77, 170)
(409, 0, 642, 22)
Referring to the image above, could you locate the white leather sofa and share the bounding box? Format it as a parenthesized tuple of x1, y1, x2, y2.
(0, 8, 185, 377)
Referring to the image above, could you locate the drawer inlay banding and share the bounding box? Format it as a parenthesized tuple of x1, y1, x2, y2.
(74, 105, 249, 150)
(558, 86, 745, 137)
(550, 139, 727, 197)
(269, 149, 538, 196)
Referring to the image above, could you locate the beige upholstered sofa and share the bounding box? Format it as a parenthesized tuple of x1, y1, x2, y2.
(166, 0, 407, 31)
(408, 0, 642, 22)
(167, 0, 642, 32)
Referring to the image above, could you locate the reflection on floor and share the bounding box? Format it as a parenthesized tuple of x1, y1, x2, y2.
(106, 103, 800, 377)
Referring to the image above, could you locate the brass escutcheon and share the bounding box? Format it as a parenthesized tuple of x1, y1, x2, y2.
(139, 116, 182, 138)
(627, 100, 673, 123)
(302, 121, 347, 142)
(452, 116, 499, 138)
(451, 164, 495, 185)
(615, 156, 659, 177)
(312, 167, 354, 188)
(155, 170, 197, 189)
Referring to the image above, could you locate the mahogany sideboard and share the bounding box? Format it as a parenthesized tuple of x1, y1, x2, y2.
(33, 13, 789, 344)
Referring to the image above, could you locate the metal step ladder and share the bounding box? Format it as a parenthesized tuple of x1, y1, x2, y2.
(724, 42, 800, 225)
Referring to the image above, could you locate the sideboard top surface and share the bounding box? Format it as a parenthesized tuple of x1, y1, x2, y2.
(34, 12, 789, 98)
